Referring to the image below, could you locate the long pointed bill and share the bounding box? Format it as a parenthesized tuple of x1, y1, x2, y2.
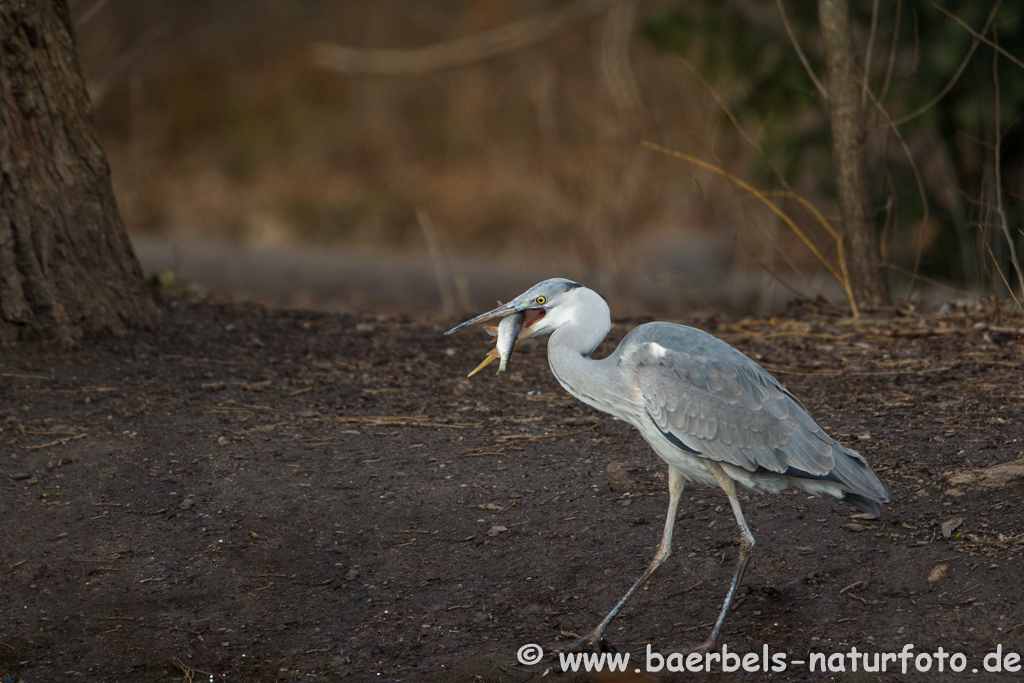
(445, 301, 521, 335)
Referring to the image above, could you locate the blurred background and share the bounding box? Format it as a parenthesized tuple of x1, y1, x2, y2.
(70, 0, 1024, 316)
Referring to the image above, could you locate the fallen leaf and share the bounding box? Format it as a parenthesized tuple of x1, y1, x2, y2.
(927, 564, 949, 584)
(941, 517, 964, 538)
(842, 523, 868, 532)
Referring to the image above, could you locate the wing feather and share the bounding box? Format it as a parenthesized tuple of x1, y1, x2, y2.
(636, 342, 832, 476)
(619, 323, 889, 509)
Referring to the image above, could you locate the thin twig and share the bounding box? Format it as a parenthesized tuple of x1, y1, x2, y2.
(496, 425, 597, 442)
(643, 141, 859, 315)
(990, 36, 1024, 308)
(775, 0, 827, 99)
(863, 86, 930, 292)
(726, 190, 838, 301)
(21, 433, 87, 451)
(896, 1, 1003, 125)
(861, 0, 882, 108)
(675, 56, 817, 255)
(170, 656, 197, 683)
(677, 57, 771, 165)
(735, 213, 823, 301)
(417, 208, 455, 317)
(313, 0, 623, 75)
(332, 415, 480, 429)
(876, 0, 901, 102)
(929, 0, 1024, 71)
(985, 243, 1023, 312)
(758, 190, 841, 241)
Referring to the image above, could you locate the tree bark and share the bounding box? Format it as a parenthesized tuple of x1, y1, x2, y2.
(818, 0, 888, 308)
(0, 0, 157, 344)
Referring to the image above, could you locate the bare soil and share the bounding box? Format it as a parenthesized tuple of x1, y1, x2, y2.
(2, 297, 1023, 682)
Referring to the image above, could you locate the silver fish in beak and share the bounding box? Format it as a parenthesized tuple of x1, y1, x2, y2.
(448, 295, 548, 383)
(496, 312, 522, 374)
(466, 311, 524, 379)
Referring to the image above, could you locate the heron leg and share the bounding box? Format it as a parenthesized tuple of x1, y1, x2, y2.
(694, 462, 756, 652)
(566, 467, 685, 652)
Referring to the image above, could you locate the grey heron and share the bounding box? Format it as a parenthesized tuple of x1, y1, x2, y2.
(447, 278, 891, 652)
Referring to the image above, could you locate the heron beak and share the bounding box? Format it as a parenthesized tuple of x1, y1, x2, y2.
(445, 301, 522, 335)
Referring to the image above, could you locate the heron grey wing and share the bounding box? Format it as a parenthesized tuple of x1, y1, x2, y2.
(634, 344, 838, 476)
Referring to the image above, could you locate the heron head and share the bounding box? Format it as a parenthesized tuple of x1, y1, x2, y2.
(445, 278, 584, 337)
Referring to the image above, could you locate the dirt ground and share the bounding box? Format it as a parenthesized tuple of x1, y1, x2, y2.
(2, 296, 1023, 682)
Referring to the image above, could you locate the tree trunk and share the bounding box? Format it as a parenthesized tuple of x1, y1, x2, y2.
(0, 0, 157, 344)
(818, 0, 888, 309)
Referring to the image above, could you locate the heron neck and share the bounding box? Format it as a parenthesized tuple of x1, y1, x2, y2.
(546, 322, 634, 423)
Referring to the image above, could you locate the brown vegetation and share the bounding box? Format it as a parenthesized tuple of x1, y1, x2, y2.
(75, 1, 850, 298)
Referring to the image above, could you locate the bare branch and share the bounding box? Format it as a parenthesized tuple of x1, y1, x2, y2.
(895, 1, 1003, 126)
(930, 0, 1024, 71)
(876, 0, 901, 102)
(863, 85, 930, 291)
(643, 141, 860, 315)
(599, 0, 640, 112)
(775, 0, 827, 100)
(676, 56, 797, 198)
(314, 0, 622, 76)
(416, 209, 456, 318)
(861, 0, 881, 109)
(990, 32, 1024, 306)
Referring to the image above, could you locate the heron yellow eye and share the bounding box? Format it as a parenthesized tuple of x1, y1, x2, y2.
(535, 296, 546, 305)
